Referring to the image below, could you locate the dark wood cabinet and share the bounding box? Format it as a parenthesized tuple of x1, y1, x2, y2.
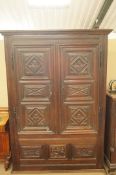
(1, 30, 111, 171)
(105, 93, 116, 174)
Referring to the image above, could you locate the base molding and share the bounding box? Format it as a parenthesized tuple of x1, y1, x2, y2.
(104, 154, 116, 175)
(4, 152, 11, 170)
(12, 168, 105, 174)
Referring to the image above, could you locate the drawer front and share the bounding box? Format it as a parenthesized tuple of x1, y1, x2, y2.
(20, 144, 96, 160)
(18, 138, 97, 169)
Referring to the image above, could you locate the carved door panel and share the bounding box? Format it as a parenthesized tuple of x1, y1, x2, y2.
(59, 42, 99, 133)
(59, 40, 100, 166)
(11, 39, 61, 166)
(13, 40, 57, 133)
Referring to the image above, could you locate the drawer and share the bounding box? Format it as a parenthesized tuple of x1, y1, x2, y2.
(19, 138, 97, 167)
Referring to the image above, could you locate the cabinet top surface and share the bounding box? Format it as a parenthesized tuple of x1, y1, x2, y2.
(107, 92, 116, 100)
(0, 29, 112, 36)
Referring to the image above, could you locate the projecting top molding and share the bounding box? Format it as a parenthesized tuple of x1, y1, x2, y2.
(0, 29, 112, 36)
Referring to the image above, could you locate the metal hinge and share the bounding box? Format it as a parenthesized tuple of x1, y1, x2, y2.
(13, 107, 16, 116)
(12, 56, 14, 70)
(11, 51, 14, 70)
(99, 45, 102, 68)
(99, 106, 102, 128)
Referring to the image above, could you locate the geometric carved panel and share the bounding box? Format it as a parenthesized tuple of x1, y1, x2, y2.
(65, 84, 91, 99)
(72, 145, 95, 159)
(69, 54, 89, 75)
(50, 145, 66, 159)
(20, 146, 42, 159)
(24, 54, 46, 76)
(25, 106, 48, 127)
(24, 84, 50, 100)
(68, 106, 90, 128)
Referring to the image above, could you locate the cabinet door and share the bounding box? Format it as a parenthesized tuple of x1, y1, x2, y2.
(8, 37, 60, 168)
(58, 39, 101, 165)
(14, 45, 57, 133)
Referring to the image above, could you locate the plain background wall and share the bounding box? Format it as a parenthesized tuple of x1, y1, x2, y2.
(0, 39, 116, 107)
(107, 40, 116, 86)
(0, 40, 8, 107)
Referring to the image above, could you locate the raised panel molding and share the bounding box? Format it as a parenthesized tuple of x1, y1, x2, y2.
(23, 84, 50, 100)
(16, 47, 52, 80)
(25, 85, 48, 96)
(72, 145, 95, 158)
(20, 144, 95, 160)
(63, 50, 93, 78)
(68, 105, 90, 128)
(50, 145, 66, 159)
(64, 84, 93, 100)
(24, 54, 46, 76)
(25, 106, 48, 128)
(20, 146, 42, 159)
(67, 85, 90, 96)
(69, 55, 89, 75)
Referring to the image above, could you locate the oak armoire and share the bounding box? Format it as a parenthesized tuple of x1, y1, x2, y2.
(1, 30, 111, 171)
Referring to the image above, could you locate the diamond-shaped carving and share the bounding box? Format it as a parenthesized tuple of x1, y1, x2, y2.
(24, 54, 45, 75)
(26, 107, 47, 127)
(69, 55, 88, 75)
(69, 106, 89, 127)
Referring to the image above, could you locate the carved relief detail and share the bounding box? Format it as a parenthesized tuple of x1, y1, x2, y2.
(24, 84, 50, 98)
(69, 54, 89, 75)
(26, 107, 47, 127)
(24, 54, 46, 76)
(50, 145, 66, 159)
(21, 146, 42, 159)
(68, 106, 89, 127)
(72, 146, 95, 158)
(67, 85, 90, 97)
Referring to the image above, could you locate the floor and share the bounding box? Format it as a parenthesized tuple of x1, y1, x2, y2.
(0, 162, 107, 175)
